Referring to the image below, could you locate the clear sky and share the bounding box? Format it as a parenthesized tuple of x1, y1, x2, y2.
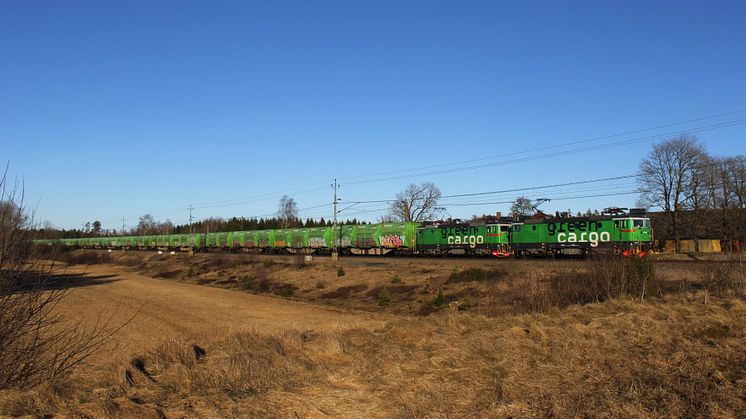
(2, 1, 746, 230)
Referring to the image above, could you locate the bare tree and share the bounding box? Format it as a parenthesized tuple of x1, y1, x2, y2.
(137, 214, 158, 235)
(638, 135, 707, 252)
(0, 166, 130, 389)
(276, 195, 298, 228)
(389, 182, 442, 222)
(510, 196, 534, 219)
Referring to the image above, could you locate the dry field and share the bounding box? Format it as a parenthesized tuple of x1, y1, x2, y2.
(1, 250, 745, 417)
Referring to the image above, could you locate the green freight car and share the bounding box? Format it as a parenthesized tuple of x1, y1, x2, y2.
(346, 222, 418, 255)
(416, 221, 512, 256)
(511, 214, 652, 256)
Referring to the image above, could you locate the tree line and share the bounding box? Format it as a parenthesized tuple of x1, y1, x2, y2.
(637, 134, 746, 252)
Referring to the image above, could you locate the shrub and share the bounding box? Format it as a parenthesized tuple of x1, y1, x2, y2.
(238, 266, 270, 292)
(587, 256, 659, 301)
(60, 251, 112, 266)
(0, 171, 118, 389)
(510, 257, 661, 314)
(391, 276, 402, 284)
(275, 287, 294, 298)
(447, 267, 506, 284)
(117, 255, 142, 267)
(315, 280, 326, 289)
(703, 261, 746, 300)
(432, 289, 447, 307)
(377, 289, 392, 306)
(336, 266, 346, 277)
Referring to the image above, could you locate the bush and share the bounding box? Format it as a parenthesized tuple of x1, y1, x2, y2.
(432, 289, 447, 307)
(315, 280, 326, 289)
(447, 267, 506, 284)
(0, 171, 119, 389)
(275, 287, 294, 298)
(117, 255, 142, 267)
(509, 257, 661, 314)
(587, 256, 659, 301)
(377, 289, 392, 306)
(703, 262, 746, 300)
(60, 251, 112, 266)
(391, 276, 402, 284)
(336, 266, 346, 277)
(238, 267, 270, 292)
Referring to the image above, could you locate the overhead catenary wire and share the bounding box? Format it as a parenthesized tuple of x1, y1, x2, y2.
(341, 118, 746, 185)
(338, 108, 746, 182)
(338, 174, 642, 205)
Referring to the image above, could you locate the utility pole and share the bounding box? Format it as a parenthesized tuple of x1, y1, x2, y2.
(121, 217, 126, 234)
(331, 179, 340, 261)
(188, 205, 194, 235)
(188, 204, 196, 253)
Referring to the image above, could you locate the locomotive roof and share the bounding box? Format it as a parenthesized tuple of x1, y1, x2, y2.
(519, 214, 647, 224)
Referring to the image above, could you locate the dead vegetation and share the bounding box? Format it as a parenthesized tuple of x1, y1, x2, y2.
(48, 250, 746, 318)
(17, 248, 744, 416)
(1, 295, 744, 417)
(0, 171, 125, 392)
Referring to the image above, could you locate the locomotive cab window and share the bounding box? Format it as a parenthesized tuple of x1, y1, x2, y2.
(500, 225, 510, 232)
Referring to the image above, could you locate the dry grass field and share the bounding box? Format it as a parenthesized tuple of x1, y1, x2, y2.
(1, 250, 745, 417)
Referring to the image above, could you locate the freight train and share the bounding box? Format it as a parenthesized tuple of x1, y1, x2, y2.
(35, 208, 652, 257)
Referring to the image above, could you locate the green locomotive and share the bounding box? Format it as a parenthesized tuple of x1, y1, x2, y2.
(415, 221, 512, 256)
(511, 209, 652, 256)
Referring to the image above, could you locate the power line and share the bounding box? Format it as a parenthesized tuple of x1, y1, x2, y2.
(338, 108, 746, 183)
(341, 118, 746, 186)
(339, 174, 641, 204)
(442, 190, 647, 207)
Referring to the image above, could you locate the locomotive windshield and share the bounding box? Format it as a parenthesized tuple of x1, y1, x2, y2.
(632, 219, 651, 228)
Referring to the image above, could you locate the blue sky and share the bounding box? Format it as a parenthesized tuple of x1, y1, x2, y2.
(2, 1, 746, 230)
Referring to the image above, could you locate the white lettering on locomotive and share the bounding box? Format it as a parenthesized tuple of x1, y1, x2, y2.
(557, 231, 611, 247)
(447, 235, 484, 248)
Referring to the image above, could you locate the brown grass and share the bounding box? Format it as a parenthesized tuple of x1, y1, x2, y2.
(1, 294, 744, 417)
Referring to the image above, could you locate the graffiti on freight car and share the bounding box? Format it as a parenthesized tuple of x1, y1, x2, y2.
(355, 238, 376, 248)
(333, 238, 352, 247)
(380, 235, 404, 248)
(309, 237, 325, 248)
(275, 240, 287, 247)
(246, 240, 256, 247)
(258, 239, 269, 247)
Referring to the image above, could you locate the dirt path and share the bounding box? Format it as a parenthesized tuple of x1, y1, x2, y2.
(52, 264, 387, 358)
